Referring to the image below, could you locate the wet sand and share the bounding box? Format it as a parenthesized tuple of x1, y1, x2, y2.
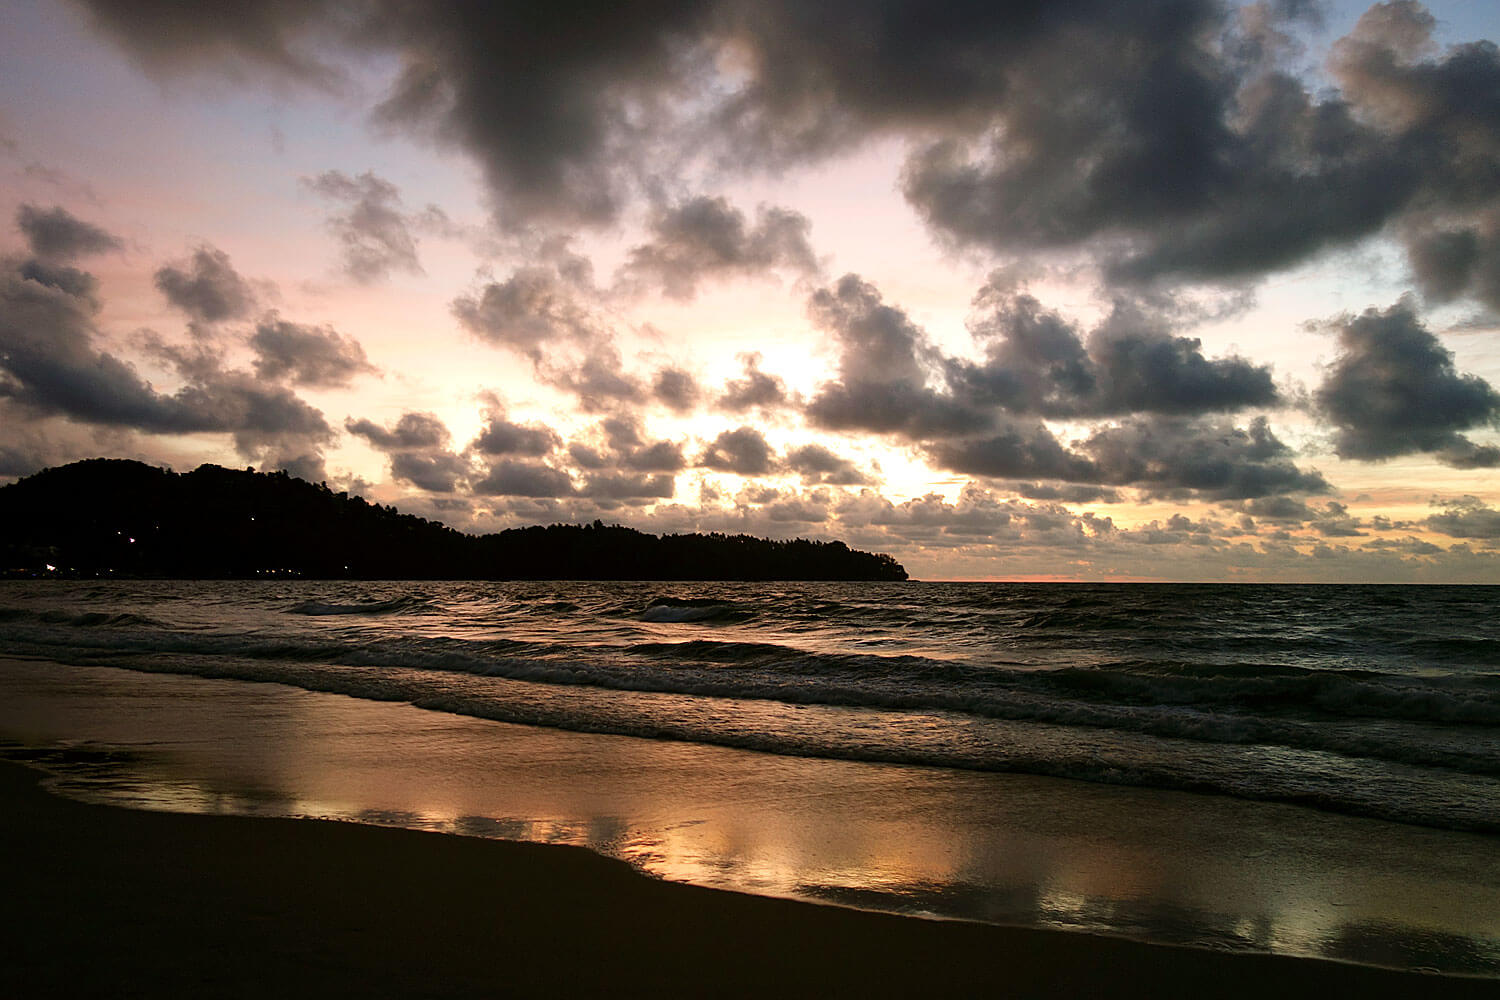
(3, 762, 1495, 998)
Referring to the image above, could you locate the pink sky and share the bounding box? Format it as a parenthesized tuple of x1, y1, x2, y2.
(2, 0, 1499, 580)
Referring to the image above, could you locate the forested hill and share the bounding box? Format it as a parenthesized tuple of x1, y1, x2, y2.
(0, 459, 908, 581)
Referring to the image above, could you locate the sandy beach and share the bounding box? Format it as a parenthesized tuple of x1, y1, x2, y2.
(2, 760, 1495, 998)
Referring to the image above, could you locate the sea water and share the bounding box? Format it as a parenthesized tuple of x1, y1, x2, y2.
(1, 580, 1498, 974)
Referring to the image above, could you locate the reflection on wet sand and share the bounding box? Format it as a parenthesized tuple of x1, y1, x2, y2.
(2, 656, 1498, 976)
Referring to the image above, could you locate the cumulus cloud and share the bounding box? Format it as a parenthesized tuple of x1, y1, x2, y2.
(805, 274, 986, 438)
(902, 1, 1500, 291)
(578, 472, 675, 501)
(1078, 415, 1329, 500)
(250, 315, 376, 387)
(618, 197, 819, 299)
(952, 288, 1278, 418)
(1238, 496, 1317, 522)
(1404, 211, 1500, 311)
(345, 411, 470, 492)
(911, 414, 1329, 501)
(800, 273, 1320, 500)
(75, 0, 342, 86)
(717, 352, 791, 412)
(65, 0, 1500, 308)
(345, 411, 451, 451)
(622, 439, 686, 473)
(1315, 299, 1500, 466)
(784, 443, 875, 486)
(1005, 482, 1122, 504)
(651, 366, 700, 412)
(700, 426, 775, 475)
(470, 410, 559, 457)
(452, 264, 603, 360)
(1427, 496, 1500, 540)
(473, 459, 575, 498)
(388, 450, 469, 493)
(153, 245, 256, 324)
(305, 170, 432, 283)
(925, 420, 1092, 483)
(0, 252, 332, 471)
(17, 204, 122, 260)
(836, 486, 1113, 548)
(542, 346, 646, 412)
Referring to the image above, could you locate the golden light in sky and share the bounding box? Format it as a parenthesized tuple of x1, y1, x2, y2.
(1, 0, 1497, 580)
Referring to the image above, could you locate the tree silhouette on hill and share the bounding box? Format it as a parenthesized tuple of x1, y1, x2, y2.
(0, 459, 908, 581)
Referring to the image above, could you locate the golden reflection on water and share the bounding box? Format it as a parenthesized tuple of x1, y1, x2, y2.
(3, 657, 1499, 974)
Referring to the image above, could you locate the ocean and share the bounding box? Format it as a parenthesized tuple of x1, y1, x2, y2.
(2, 580, 1498, 974)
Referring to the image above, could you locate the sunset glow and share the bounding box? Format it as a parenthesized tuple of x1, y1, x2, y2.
(3, 0, 1499, 580)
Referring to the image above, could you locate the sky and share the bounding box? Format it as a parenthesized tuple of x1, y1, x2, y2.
(2, 0, 1499, 582)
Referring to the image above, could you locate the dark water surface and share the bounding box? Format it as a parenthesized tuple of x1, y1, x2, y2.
(2, 581, 1496, 831)
(1, 580, 1498, 975)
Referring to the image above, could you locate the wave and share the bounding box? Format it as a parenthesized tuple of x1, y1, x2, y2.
(13, 644, 1500, 835)
(641, 597, 746, 623)
(35, 610, 165, 629)
(5, 617, 1498, 781)
(5, 579, 1499, 833)
(287, 596, 435, 616)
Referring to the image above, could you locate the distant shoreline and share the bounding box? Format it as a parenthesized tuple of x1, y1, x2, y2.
(1, 459, 908, 582)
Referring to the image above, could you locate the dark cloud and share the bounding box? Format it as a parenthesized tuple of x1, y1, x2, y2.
(764, 494, 828, 523)
(17, 258, 98, 304)
(622, 440, 686, 473)
(925, 419, 1094, 483)
(154, 245, 256, 324)
(0, 255, 331, 465)
(952, 289, 1277, 418)
(601, 416, 643, 451)
(543, 347, 646, 412)
(389, 450, 469, 493)
(837, 486, 1117, 547)
(1005, 482, 1122, 504)
(619, 197, 818, 299)
(16, 204, 121, 260)
(1311, 501, 1365, 537)
(783, 443, 875, 486)
(1427, 496, 1500, 540)
(652, 366, 700, 412)
(578, 472, 676, 500)
(1238, 495, 1316, 522)
(569, 443, 609, 470)
(76, 0, 342, 86)
(471, 412, 559, 457)
(800, 273, 1325, 500)
(71, 0, 1500, 300)
(717, 352, 790, 412)
(1405, 211, 1500, 312)
(305, 170, 428, 283)
(930, 413, 1327, 501)
(699, 426, 774, 475)
(901, 2, 1500, 290)
(1315, 299, 1500, 466)
(250, 315, 376, 387)
(1362, 536, 1443, 555)
(1079, 415, 1329, 500)
(473, 459, 576, 498)
(452, 264, 602, 360)
(345, 411, 475, 492)
(363, 2, 719, 228)
(805, 274, 988, 438)
(345, 412, 451, 451)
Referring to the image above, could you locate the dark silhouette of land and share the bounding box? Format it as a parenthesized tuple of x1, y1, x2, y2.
(0, 459, 908, 581)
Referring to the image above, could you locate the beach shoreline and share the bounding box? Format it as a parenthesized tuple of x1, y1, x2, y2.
(3, 759, 1496, 998)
